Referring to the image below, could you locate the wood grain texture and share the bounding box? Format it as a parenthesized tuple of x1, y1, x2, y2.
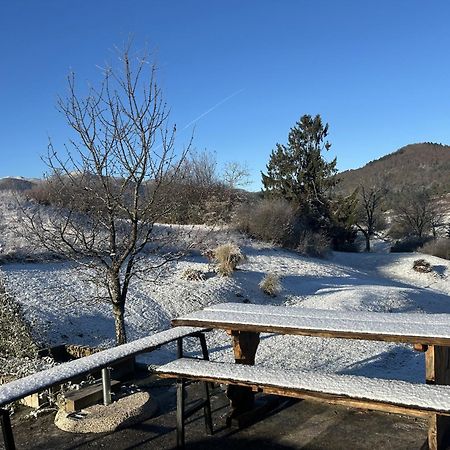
(158, 371, 439, 418)
(172, 318, 450, 346)
(227, 331, 261, 422)
(426, 345, 450, 450)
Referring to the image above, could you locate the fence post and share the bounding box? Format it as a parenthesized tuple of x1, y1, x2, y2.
(1, 408, 15, 450)
(101, 367, 112, 406)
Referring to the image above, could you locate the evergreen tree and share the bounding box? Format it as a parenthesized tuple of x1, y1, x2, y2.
(261, 114, 337, 231)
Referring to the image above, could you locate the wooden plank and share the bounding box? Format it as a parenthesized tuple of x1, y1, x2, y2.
(426, 345, 450, 450)
(173, 317, 450, 347)
(64, 380, 120, 412)
(172, 304, 450, 346)
(158, 371, 436, 419)
(208, 303, 450, 327)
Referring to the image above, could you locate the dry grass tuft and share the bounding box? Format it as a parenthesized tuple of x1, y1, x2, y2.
(259, 273, 281, 296)
(213, 243, 245, 276)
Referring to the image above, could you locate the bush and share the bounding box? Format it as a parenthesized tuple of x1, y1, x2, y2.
(181, 267, 206, 281)
(334, 241, 360, 253)
(297, 231, 330, 258)
(213, 243, 245, 276)
(413, 259, 432, 273)
(234, 198, 296, 246)
(390, 236, 431, 253)
(259, 273, 281, 296)
(420, 238, 450, 260)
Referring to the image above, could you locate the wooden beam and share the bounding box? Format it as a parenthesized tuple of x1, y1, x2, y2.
(226, 330, 260, 426)
(158, 371, 440, 418)
(426, 345, 450, 450)
(172, 318, 450, 347)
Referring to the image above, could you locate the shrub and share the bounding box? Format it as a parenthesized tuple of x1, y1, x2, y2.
(297, 231, 330, 258)
(259, 273, 281, 296)
(334, 241, 360, 253)
(390, 237, 431, 253)
(213, 243, 245, 276)
(181, 267, 206, 281)
(420, 238, 450, 260)
(234, 198, 296, 246)
(413, 259, 432, 273)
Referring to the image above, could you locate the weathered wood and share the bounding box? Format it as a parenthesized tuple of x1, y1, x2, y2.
(173, 318, 450, 347)
(426, 345, 450, 450)
(229, 330, 260, 365)
(64, 380, 120, 412)
(226, 330, 260, 425)
(414, 343, 428, 352)
(157, 370, 439, 419)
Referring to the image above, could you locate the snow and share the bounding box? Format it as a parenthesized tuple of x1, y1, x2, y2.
(0, 326, 204, 407)
(0, 224, 449, 382)
(175, 303, 450, 342)
(157, 358, 450, 413)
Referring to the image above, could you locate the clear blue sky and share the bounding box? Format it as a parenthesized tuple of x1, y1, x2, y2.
(1, 1, 450, 190)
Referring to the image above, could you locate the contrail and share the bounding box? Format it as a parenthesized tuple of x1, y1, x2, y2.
(182, 88, 245, 131)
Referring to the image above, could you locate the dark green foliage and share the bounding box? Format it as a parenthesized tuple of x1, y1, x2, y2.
(329, 192, 358, 250)
(390, 236, 432, 253)
(262, 115, 337, 233)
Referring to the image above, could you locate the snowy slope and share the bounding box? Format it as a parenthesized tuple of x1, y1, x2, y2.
(1, 238, 449, 383)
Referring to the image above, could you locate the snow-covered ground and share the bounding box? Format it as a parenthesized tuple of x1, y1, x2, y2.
(1, 235, 449, 384)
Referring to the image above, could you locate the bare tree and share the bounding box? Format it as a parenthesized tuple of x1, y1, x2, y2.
(355, 185, 386, 252)
(222, 161, 250, 189)
(393, 189, 436, 239)
(24, 46, 191, 345)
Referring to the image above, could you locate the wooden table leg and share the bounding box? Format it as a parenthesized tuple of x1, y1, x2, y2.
(226, 330, 260, 426)
(426, 345, 450, 450)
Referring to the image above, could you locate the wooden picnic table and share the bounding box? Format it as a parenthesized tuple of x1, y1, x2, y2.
(172, 302, 450, 449)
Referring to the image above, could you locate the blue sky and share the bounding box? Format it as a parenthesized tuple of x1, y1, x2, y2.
(1, 1, 450, 189)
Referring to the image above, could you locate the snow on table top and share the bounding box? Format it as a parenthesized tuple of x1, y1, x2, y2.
(172, 303, 450, 344)
(157, 358, 450, 414)
(0, 326, 204, 407)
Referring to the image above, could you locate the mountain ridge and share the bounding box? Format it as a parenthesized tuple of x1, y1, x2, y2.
(336, 142, 450, 195)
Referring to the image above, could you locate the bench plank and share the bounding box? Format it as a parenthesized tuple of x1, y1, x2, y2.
(172, 303, 450, 346)
(157, 358, 450, 417)
(0, 326, 205, 407)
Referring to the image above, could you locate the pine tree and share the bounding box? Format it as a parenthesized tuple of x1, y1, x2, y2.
(261, 114, 337, 231)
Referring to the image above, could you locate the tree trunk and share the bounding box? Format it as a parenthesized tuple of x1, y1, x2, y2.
(113, 302, 127, 345)
(108, 270, 127, 345)
(365, 234, 371, 252)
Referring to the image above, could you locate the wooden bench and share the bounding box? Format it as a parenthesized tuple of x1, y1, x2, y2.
(157, 358, 450, 448)
(167, 302, 450, 449)
(0, 326, 208, 450)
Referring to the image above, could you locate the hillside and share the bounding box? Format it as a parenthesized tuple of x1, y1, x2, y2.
(0, 177, 37, 192)
(1, 235, 449, 382)
(337, 143, 450, 195)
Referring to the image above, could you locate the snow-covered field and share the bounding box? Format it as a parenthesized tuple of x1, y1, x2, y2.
(1, 233, 449, 384)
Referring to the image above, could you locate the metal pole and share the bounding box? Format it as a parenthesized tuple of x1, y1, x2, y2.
(101, 367, 112, 406)
(0, 409, 15, 450)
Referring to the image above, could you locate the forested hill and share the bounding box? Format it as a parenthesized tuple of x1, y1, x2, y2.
(337, 143, 450, 195)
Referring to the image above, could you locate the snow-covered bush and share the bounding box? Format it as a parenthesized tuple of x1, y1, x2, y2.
(181, 267, 206, 281)
(259, 273, 281, 296)
(0, 277, 38, 359)
(213, 243, 245, 276)
(297, 231, 330, 258)
(420, 238, 450, 260)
